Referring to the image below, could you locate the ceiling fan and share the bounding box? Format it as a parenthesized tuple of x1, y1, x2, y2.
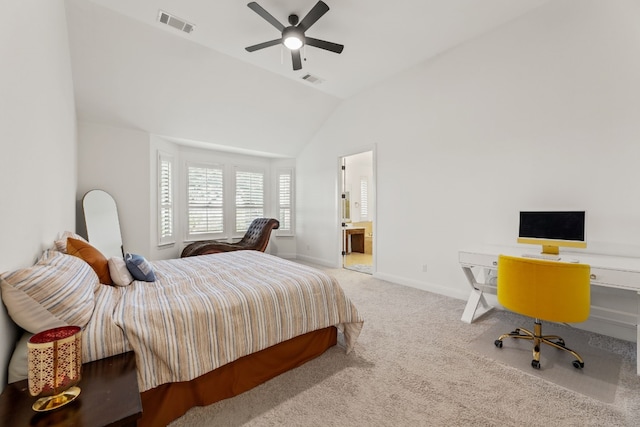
(245, 1, 344, 71)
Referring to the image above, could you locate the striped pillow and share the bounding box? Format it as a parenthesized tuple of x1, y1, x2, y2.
(0, 250, 97, 333)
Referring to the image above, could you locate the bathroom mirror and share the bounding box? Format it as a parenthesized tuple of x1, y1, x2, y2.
(82, 190, 123, 258)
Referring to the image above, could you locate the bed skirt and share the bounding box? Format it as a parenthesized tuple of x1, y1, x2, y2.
(139, 326, 338, 427)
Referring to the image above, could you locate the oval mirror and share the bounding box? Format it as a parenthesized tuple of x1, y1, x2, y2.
(82, 190, 123, 258)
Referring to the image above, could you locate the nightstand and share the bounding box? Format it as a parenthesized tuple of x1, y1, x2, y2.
(0, 351, 142, 427)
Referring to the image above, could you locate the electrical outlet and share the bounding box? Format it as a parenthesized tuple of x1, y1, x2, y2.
(422, 264, 428, 272)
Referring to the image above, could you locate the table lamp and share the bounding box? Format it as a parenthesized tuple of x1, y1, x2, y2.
(27, 326, 82, 411)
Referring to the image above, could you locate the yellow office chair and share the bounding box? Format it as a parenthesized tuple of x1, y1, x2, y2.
(494, 255, 591, 369)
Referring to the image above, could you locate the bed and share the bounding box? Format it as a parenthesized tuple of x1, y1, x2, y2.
(0, 234, 363, 426)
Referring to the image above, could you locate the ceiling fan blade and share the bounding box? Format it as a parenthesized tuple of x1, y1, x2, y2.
(245, 39, 282, 52)
(305, 37, 344, 54)
(291, 49, 302, 70)
(297, 1, 329, 32)
(247, 2, 285, 32)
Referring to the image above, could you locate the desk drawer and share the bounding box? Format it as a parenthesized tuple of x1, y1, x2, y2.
(590, 267, 640, 291)
(459, 252, 497, 269)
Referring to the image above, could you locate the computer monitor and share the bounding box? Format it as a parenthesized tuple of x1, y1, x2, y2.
(518, 211, 586, 255)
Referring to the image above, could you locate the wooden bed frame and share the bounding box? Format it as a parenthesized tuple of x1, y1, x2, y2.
(139, 326, 337, 426)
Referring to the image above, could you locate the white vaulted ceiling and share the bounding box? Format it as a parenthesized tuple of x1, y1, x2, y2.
(65, 0, 549, 157)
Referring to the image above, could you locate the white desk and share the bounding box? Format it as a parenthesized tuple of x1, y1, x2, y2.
(459, 245, 640, 374)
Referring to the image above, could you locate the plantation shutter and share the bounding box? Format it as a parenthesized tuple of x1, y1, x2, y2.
(360, 177, 368, 220)
(187, 164, 224, 238)
(278, 170, 292, 233)
(235, 169, 264, 233)
(158, 154, 174, 244)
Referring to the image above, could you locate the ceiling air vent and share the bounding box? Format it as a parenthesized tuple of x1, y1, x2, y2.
(158, 10, 195, 34)
(301, 74, 323, 84)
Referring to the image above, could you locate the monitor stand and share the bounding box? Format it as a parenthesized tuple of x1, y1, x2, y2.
(541, 245, 559, 255)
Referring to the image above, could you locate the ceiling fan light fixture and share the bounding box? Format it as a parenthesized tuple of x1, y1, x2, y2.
(245, 2, 343, 70)
(284, 36, 303, 50)
(282, 27, 304, 50)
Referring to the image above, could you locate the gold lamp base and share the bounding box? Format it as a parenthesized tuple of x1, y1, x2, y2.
(32, 386, 81, 412)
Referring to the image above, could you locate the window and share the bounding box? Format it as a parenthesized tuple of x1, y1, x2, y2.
(157, 152, 174, 245)
(360, 177, 368, 220)
(276, 168, 294, 235)
(187, 163, 224, 239)
(235, 168, 264, 233)
(182, 156, 294, 241)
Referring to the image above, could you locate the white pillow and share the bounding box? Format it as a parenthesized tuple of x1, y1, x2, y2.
(0, 250, 97, 333)
(108, 257, 134, 287)
(8, 331, 33, 383)
(53, 231, 88, 253)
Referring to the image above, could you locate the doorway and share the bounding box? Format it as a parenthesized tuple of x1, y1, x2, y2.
(340, 151, 374, 274)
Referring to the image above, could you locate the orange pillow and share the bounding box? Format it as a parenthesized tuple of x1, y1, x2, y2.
(66, 238, 113, 285)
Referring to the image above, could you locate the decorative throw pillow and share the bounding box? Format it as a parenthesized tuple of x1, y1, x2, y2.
(66, 238, 113, 285)
(125, 253, 156, 282)
(53, 231, 88, 253)
(0, 250, 97, 333)
(108, 257, 134, 287)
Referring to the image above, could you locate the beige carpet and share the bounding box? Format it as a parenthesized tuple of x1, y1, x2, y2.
(170, 265, 640, 426)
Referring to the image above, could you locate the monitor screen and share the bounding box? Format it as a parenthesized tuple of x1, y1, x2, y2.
(518, 211, 586, 254)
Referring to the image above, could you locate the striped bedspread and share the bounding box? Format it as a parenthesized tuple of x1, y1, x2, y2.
(111, 251, 363, 392)
(83, 284, 131, 362)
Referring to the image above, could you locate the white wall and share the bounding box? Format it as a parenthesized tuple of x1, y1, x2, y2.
(297, 0, 640, 340)
(77, 122, 151, 256)
(0, 0, 77, 386)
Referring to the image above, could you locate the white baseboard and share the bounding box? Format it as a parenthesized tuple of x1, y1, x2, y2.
(373, 272, 469, 301)
(294, 254, 338, 268)
(272, 252, 297, 260)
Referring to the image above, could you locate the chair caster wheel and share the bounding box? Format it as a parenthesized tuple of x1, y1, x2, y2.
(572, 360, 584, 369)
(531, 360, 541, 369)
(494, 340, 503, 348)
